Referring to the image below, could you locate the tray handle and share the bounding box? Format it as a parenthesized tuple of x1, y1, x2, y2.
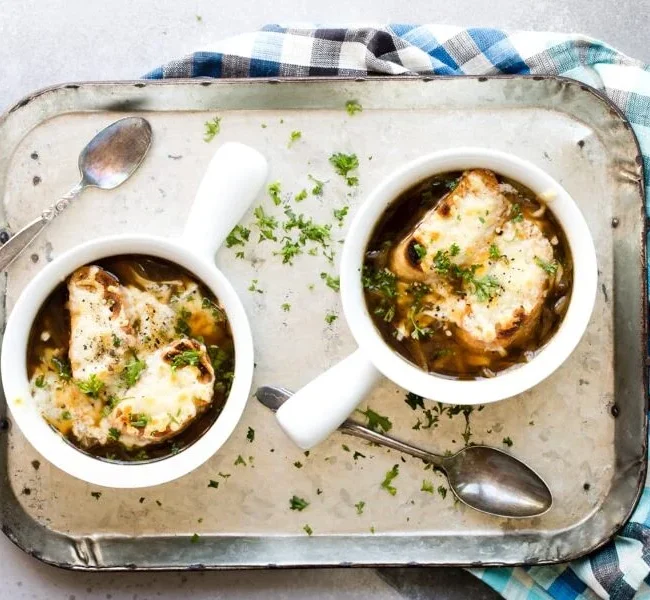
(182, 142, 268, 259)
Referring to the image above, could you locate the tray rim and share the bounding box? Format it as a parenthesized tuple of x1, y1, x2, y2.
(0, 74, 646, 571)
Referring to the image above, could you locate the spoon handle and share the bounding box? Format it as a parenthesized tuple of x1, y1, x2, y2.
(0, 181, 84, 271)
(339, 420, 445, 469)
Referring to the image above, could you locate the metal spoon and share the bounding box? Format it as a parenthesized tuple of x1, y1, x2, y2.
(0, 116, 152, 271)
(256, 385, 552, 519)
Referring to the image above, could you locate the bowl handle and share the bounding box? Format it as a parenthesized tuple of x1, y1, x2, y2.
(182, 142, 268, 258)
(275, 348, 382, 449)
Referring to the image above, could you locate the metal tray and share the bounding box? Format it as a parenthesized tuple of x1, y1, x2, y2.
(0, 76, 646, 570)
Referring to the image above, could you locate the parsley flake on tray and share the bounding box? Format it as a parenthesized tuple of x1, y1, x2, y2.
(289, 495, 309, 511)
(345, 100, 363, 116)
(381, 465, 399, 496)
(329, 152, 359, 187)
(203, 117, 221, 142)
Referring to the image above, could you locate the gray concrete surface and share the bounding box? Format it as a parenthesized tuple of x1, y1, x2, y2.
(0, 1, 647, 599)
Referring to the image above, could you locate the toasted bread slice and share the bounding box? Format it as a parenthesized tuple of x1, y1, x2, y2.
(390, 169, 509, 281)
(68, 266, 134, 381)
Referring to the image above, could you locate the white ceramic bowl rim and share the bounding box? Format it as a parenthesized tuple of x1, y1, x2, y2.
(340, 147, 598, 405)
(1, 234, 254, 488)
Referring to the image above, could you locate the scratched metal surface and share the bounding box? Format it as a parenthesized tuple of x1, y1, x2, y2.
(0, 77, 645, 569)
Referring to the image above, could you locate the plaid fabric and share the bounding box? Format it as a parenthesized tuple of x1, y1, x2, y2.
(146, 25, 650, 600)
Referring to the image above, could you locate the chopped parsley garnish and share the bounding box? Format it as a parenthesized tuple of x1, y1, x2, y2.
(469, 274, 501, 302)
(202, 296, 225, 321)
(478, 216, 486, 224)
(345, 100, 363, 116)
(294, 188, 308, 202)
(226, 225, 251, 248)
(190, 533, 200, 543)
(356, 407, 392, 433)
(108, 427, 121, 441)
(438, 486, 448, 499)
(289, 495, 309, 511)
(208, 480, 219, 489)
(275, 239, 302, 265)
(405, 392, 425, 410)
(503, 436, 514, 447)
(281, 303, 291, 312)
(410, 242, 426, 261)
(446, 178, 459, 191)
(253, 206, 278, 241)
(432, 249, 453, 274)
(489, 243, 501, 260)
(421, 480, 434, 493)
(91, 491, 102, 500)
(247, 427, 255, 443)
(203, 117, 221, 142)
(52, 357, 72, 381)
(267, 181, 282, 206)
(325, 312, 338, 324)
(329, 152, 359, 186)
(450, 243, 461, 256)
(284, 208, 332, 246)
(303, 524, 313, 535)
(353, 451, 366, 460)
(381, 465, 399, 496)
(76, 374, 105, 398)
(308, 174, 325, 196)
(293, 461, 303, 468)
(130, 413, 150, 428)
(333, 206, 349, 226)
(171, 350, 201, 370)
(534, 256, 559, 275)
(235, 251, 244, 259)
(342, 444, 350, 452)
(122, 353, 146, 387)
(112, 333, 122, 348)
(234, 454, 247, 466)
(248, 279, 263, 294)
(320, 272, 340, 292)
(61, 410, 72, 420)
(288, 130, 302, 147)
(362, 266, 397, 297)
(510, 203, 524, 222)
(175, 308, 192, 336)
(355, 500, 365, 514)
(34, 375, 45, 388)
(409, 306, 432, 340)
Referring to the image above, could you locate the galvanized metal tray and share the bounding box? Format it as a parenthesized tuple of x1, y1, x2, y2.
(0, 76, 646, 570)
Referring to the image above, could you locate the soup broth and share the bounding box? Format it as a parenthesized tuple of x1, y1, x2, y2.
(27, 255, 235, 462)
(363, 169, 573, 379)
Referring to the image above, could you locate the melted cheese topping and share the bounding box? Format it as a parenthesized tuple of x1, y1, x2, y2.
(32, 266, 220, 450)
(393, 170, 556, 352)
(453, 220, 554, 349)
(104, 343, 214, 447)
(414, 170, 508, 272)
(68, 266, 133, 380)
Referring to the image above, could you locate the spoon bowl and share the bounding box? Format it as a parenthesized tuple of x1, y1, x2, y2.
(256, 385, 552, 518)
(80, 117, 153, 189)
(443, 445, 552, 518)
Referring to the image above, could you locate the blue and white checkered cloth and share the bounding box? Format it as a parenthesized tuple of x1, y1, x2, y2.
(147, 25, 650, 600)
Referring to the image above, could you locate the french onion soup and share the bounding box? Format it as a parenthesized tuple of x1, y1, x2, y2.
(363, 169, 572, 378)
(27, 255, 235, 462)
